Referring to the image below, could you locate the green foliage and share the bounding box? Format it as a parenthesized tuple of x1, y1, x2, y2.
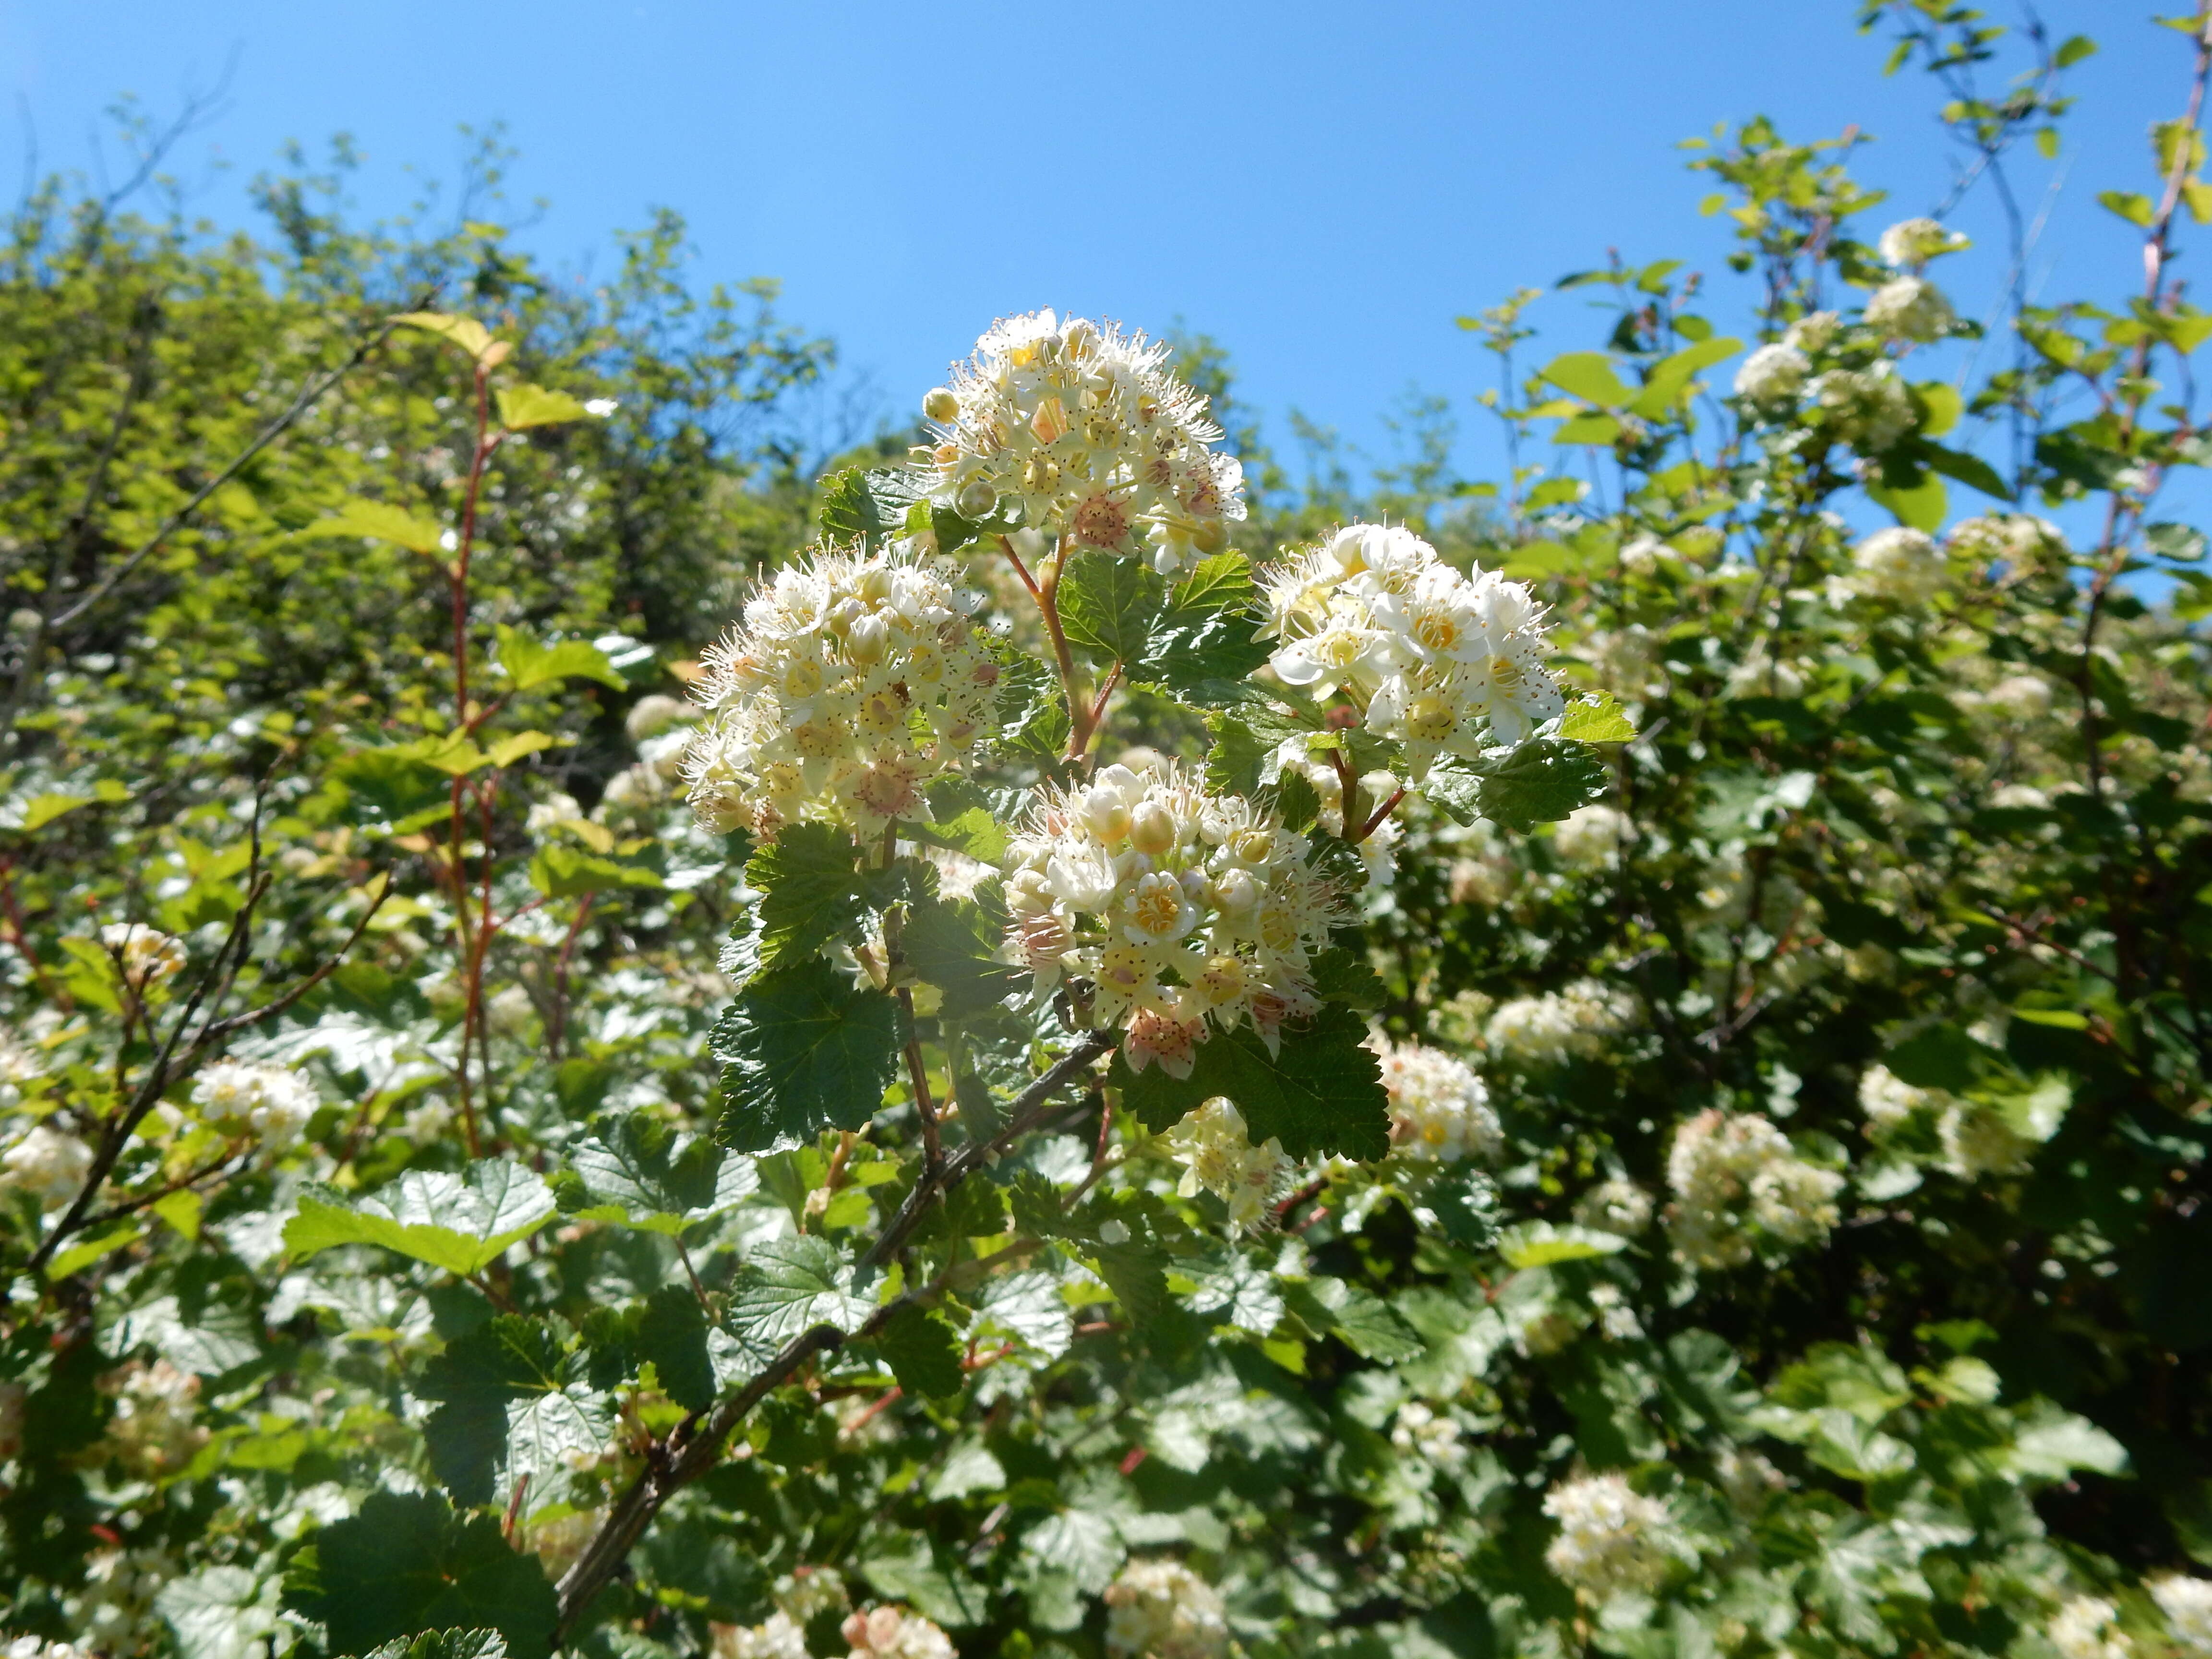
(710, 959, 902, 1151)
(284, 1161, 559, 1276)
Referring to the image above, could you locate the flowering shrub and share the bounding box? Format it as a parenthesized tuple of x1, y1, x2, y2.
(2, 8, 2212, 1659)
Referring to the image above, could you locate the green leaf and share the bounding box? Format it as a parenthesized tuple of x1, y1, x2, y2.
(1540, 351, 1634, 407)
(633, 1286, 717, 1412)
(1557, 693, 1637, 743)
(1308, 946, 1386, 1011)
(1917, 439, 2015, 502)
(1459, 739, 1610, 832)
(901, 892, 1026, 1019)
(390, 311, 500, 360)
(494, 383, 589, 429)
(1283, 1275, 1423, 1362)
(1628, 336, 1741, 418)
(1058, 549, 1164, 664)
(157, 1567, 284, 1659)
(2054, 32, 2097, 67)
(725, 1235, 866, 1359)
(1497, 1221, 1629, 1268)
(1552, 413, 1623, 446)
(1867, 470, 1948, 531)
(2146, 521, 2207, 563)
(746, 822, 869, 972)
(415, 1315, 575, 1505)
(710, 957, 902, 1152)
(1915, 381, 1963, 438)
(1883, 1022, 1994, 1092)
(301, 499, 448, 556)
(281, 1490, 557, 1659)
(867, 1305, 965, 1399)
(565, 1110, 759, 1234)
(818, 466, 921, 546)
(1111, 1002, 1390, 1161)
(362, 1634, 510, 1659)
(45, 1221, 146, 1281)
(483, 730, 559, 769)
(493, 627, 625, 691)
(284, 1160, 559, 1276)
(528, 845, 663, 899)
(2003, 1401, 2129, 1479)
(1135, 553, 1272, 693)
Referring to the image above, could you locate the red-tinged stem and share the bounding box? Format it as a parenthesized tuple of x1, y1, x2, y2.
(1353, 787, 1407, 842)
(549, 894, 593, 1060)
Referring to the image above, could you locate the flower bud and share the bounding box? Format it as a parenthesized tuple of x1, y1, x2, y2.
(848, 614, 890, 663)
(1213, 868, 1259, 913)
(1128, 800, 1177, 855)
(956, 478, 997, 518)
(1193, 517, 1230, 554)
(923, 387, 960, 423)
(856, 564, 894, 606)
(1078, 786, 1132, 844)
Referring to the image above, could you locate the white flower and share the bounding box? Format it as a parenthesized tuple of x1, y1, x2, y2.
(625, 693, 692, 743)
(1949, 514, 2062, 565)
(1373, 1039, 1501, 1163)
(1574, 1177, 1654, 1236)
(1857, 1063, 1930, 1132)
(1391, 1399, 1468, 1468)
(1986, 674, 2055, 720)
(1939, 1100, 2035, 1179)
(1734, 342, 1809, 404)
(1541, 1472, 1691, 1598)
(1104, 1558, 1231, 1659)
(1484, 979, 1635, 1067)
(1001, 763, 1346, 1071)
(713, 1613, 809, 1659)
(1850, 526, 1947, 602)
(910, 310, 1245, 575)
(3, 1639, 91, 1659)
(97, 922, 186, 987)
(1260, 524, 1565, 781)
(583, 397, 620, 417)
(0, 1026, 43, 1112)
(1878, 216, 1970, 270)
(1666, 1108, 1842, 1268)
(1783, 311, 1842, 353)
(190, 1059, 319, 1150)
(1167, 1096, 1289, 1229)
(2052, 1596, 2132, 1659)
(63, 1546, 177, 1653)
(1808, 363, 1914, 453)
(0, 1123, 94, 1210)
(841, 1605, 955, 1659)
(100, 1359, 207, 1477)
(2155, 1576, 2212, 1657)
(1552, 804, 1627, 870)
(684, 545, 999, 841)
(1864, 275, 1954, 343)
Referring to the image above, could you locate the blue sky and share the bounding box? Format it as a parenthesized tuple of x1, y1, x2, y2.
(1, 0, 2196, 505)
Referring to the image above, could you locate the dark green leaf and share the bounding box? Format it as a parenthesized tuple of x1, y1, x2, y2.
(1464, 740, 1610, 832)
(711, 958, 902, 1152)
(1057, 549, 1164, 664)
(867, 1305, 965, 1399)
(1110, 1003, 1390, 1160)
(282, 1491, 557, 1659)
(284, 1161, 558, 1276)
(818, 467, 920, 546)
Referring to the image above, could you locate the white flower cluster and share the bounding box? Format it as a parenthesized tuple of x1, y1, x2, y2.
(841, 1605, 955, 1659)
(3, 1639, 89, 1659)
(1574, 1177, 1654, 1236)
(2053, 1596, 2133, 1659)
(100, 1358, 209, 1477)
(0, 1122, 93, 1211)
(1807, 362, 1914, 454)
(1786, 311, 1842, 353)
(1864, 276, 1955, 343)
(2155, 1576, 2212, 1658)
(63, 1547, 175, 1654)
(1879, 216, 1970, 269)
(1002, 763, 1346, 1075)
(1982, 673, 2056, 720)
(190, 1059, 319, 1150)
(1541, 1472, 1690, 1599)
(1850, 526, 1948, 602)
(1733, 342, 1810, 405)
(1261, 524, 1566, 776)
(1391, 1399, 1469, 1469)
(1666, 1108, 1844, 1269)
(714, 1614, 808, 1659)
(1856, 1064, 2034, 1180)
(98, 922, 186, 987)
(1167, 1097, 1289, 1229)
(685, 547, 999, 841)
(1103, 1558, 1231, 1659)
(913, 309, 1245, 575)
(1372, 1039, 1501, 1163)
(1483, 979, 1635, 1068)
(1552, 803, 1627, 871)
(1948, 513, 2062, 567)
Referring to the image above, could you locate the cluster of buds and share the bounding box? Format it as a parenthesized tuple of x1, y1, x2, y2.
(1483, 978, 1635, 1068)
(1261, 524, 1566, 780)
(684, 547, 1000, 841)
(1001, 762, 1347, 1076)
(1102, 1558, 1231, 1659)
(0, 1121, 93, 1211)
(99, 922, 186, 989)
(1849, 527, 1948, 603)
(190, 1059, 320, 1151)
(840, 1606, 955, 1659)
(1166, 1096, 1290, 1229)
(912, 310, 1246, 575)
(1666, 1108, 1844, 1269)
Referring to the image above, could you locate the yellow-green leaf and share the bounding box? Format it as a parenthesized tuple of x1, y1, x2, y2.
(1558, 693, 1637, 743)
(46, 1222, 146, 1281)
(301, 499, 448, 557)
(1540, 352, 1634, 408)
(485, 730, 563, 769)
(496, 383, 590, 430)
(1915, 382, 1963, 438)
(1867, 471, 1947, 532)
(1497, 1221, 1627, 1268)
(390, 311, 499, 360)
(2096, 191, 2155, 228)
